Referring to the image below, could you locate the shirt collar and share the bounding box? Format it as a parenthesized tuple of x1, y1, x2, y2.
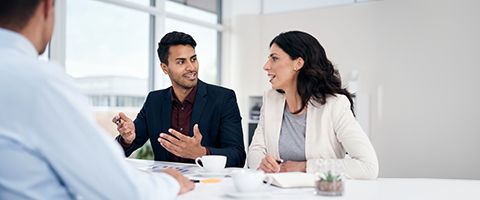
(0, 28, 38, 58)
(170, 85, 198, 105)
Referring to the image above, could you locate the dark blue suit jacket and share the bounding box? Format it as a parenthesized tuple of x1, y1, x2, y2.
(120, 80, 246, 167)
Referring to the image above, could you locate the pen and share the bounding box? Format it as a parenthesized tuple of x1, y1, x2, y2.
(189, 178, 222, 183)
(276, 159, 284, 164)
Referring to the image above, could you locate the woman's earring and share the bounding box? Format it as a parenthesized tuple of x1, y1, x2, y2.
(294, 67, 297, 71)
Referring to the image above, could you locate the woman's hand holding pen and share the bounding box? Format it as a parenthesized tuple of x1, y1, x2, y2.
(258, 155, 306, 173)
(112, 112, 136, 145)
(258, 155, 282, 173)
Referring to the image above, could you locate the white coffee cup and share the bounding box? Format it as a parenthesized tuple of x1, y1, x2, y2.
(231, 169, 272, 192)
(194, 155, 227, 173)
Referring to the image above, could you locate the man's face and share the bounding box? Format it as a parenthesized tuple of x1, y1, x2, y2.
(161, 45, 199, 90)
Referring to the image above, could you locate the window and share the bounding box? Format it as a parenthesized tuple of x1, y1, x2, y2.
(54, 0, 222, 139)
(65, 0, 150, 137)
(165, 0, 221, 84)
(166, 0, 219, 24)
(66, 0, 150, 81)
(165, 18, 219, 84)
(125, 0, 151, 6)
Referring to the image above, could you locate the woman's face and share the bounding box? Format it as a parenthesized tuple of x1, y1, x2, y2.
(264, 43, 301, 90)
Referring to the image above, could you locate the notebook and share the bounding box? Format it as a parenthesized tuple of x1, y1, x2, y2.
(266, 172, 316, 188)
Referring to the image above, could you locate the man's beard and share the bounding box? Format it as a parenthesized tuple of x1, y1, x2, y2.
(172, 76, 197, 89)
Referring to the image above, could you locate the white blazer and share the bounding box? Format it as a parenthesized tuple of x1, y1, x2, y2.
(247, 89, 379, 179)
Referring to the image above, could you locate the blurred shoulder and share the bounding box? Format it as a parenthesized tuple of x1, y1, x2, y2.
(0, 57, 73, 95)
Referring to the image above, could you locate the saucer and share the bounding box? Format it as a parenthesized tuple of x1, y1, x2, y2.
(194, 169, 231, 177)
(225, 191, 270, 198)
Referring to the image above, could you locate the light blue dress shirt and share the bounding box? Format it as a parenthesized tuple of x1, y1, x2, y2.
(0, 28, 179, 199)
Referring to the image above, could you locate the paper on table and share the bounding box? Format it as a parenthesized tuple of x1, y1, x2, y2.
(266, 172, 316, 188)
(136, 163, 197, 174)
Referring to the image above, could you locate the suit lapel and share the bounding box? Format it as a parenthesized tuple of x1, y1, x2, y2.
(190, 80, 207, 137)
(269, 91, 285, 159)
(305, 101, 315, 160)
(159, 89, 173, 160)
(160, 89, 173, 132)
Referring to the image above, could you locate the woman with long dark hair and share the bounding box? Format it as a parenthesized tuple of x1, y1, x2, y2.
(247, 31, 378, 179)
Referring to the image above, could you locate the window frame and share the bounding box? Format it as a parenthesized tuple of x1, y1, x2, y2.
(50, 0, 223, 90)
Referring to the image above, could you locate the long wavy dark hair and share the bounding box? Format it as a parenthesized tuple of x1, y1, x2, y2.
(270, 31, 355, 115)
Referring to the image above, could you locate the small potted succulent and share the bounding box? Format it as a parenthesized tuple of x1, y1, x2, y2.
(315, 160, 345, 196)
(315, 170, 344, 196)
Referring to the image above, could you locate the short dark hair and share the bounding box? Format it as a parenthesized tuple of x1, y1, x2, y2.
(0, 0, 42, 30)
(157, 31, 197, 65)
(270, 31, 355, 115)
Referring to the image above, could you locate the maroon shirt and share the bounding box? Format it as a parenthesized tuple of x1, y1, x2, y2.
(117, 85, 209, 162)
(169, 86, 197, 163)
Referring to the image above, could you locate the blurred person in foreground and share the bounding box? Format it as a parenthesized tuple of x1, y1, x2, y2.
(0, 0, 193, 199)
(247, 31, 379, 179)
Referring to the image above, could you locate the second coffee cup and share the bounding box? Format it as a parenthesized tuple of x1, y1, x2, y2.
(231, 169, 272, 192)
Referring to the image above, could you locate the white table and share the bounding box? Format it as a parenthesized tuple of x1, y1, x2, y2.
(127, 159, 480, 200)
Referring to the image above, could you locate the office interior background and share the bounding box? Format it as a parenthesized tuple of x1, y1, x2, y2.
(43, 0, 480, 180)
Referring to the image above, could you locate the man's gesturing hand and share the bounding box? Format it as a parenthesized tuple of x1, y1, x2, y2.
(158, 124, 207, 159)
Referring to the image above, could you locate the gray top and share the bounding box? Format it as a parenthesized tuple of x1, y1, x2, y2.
(278, 105, 307, 161)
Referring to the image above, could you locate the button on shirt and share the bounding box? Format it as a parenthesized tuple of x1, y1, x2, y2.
(0, 28, 179, 199)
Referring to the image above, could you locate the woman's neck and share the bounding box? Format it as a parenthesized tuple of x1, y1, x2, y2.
(283, 86, 304, 114)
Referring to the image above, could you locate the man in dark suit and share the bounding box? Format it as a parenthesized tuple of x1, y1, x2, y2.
(112, 31, 245, 167)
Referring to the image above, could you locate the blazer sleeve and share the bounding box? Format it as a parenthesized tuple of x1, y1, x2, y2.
(247, 99, 267, 170)
(306, 96, 379, 179)
(207, 90, 246, 167)
(116, 93, 151, 157)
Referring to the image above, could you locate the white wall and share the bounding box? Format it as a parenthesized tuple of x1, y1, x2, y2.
(225, 0, 480, 179)
(371, 0, 480, 179)
(222, 0, 264, 147)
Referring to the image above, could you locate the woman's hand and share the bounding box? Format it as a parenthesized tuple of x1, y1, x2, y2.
(258, 155, 281, 173)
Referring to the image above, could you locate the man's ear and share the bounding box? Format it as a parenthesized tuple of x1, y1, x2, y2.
(160, 63, 169, 75)
(43, 0, 55, 19)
